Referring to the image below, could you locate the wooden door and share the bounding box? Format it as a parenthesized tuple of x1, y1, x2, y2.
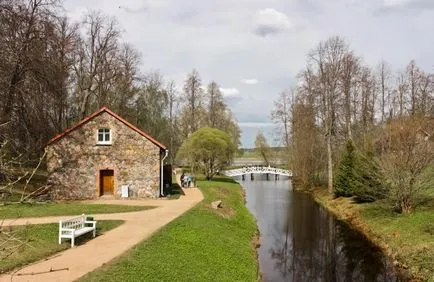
(100, 170, 114, 195)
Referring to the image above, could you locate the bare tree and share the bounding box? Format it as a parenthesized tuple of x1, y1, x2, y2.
(340, 53, 359, 139)
(359, 67, 376, 145)
(166, 80, 181, 164)
(406, 60, 420, 116)
(135, 71, 169, 141)
(417, 70, 433, 115)
(206, 81, 225, 128)
(396, 72, 407, 118)
(377, 61, 391, 124)
(271, 89, 293, 148)
(111, 43, 141, 118)
(291, 100, 324, 188)
(73, 11, 120, 118)
(308, 36, 348, 194)
(380, 116, 433, 214)
(0, 0, 79, 154)
(182, 69, 203, 134)
(0, 0, 59, 124)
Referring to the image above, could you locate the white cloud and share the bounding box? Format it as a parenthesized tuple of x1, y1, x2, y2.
(219, 87, 240, 97)
(380, 0, 434, 11)
(241, 78, 259, 85)
(253, 8, 293, 37)
(118, 5, 148, 14)
(383, 0, 411, 6)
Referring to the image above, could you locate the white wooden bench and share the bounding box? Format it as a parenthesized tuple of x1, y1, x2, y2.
(58, 214, 97, 247)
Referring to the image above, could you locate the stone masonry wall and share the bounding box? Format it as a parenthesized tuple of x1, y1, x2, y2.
(46, 112, 161, 200)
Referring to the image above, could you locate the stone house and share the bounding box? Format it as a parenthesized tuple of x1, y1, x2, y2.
(46, 107, 168, 200)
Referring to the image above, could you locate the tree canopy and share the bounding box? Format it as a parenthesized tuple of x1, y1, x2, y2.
(271, 35, 434, 213)
(177, 127, 235, 180)
(254, 132, 271, 166)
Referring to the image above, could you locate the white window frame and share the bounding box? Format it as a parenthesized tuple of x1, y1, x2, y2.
(97, 128, 112, 145)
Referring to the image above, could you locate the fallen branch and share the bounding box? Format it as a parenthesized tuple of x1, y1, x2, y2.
(20, 150, 47, 202)
(0, 173, 29, 194)
(20, 185, 50, 202)
(15, 267, 69, 276)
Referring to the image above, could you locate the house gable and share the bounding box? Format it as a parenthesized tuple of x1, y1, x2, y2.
(47, 107, 166, 150)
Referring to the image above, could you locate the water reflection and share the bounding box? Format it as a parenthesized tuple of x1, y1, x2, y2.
(239, 177, 399, 282)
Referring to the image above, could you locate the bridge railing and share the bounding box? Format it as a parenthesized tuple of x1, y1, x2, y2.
(223, 166, 292, 177)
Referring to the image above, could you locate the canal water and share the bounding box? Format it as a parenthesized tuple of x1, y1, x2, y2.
(237, 176, 400, 282)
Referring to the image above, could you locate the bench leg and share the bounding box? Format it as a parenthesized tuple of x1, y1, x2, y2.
(59, 237, 62, 245)
(93, 229, 96, 238)
(71, 237, 75, 248)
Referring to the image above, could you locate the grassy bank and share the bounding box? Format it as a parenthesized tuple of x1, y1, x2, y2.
(0, 220, 124, 274)
(80, 176, 259, 282)
(0, 203, 153, 219)
(311, 188, 434, 281)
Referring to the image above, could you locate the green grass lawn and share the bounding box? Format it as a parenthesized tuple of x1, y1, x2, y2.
(80, 176, 259, 282)
(0, 220, 124, 274)
(361, 202, 434, 280)
(312, 188, 434, 281)
(0, 203, 154, 219)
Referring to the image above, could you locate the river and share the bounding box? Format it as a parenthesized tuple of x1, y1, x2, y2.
(237, 176, 400, 282)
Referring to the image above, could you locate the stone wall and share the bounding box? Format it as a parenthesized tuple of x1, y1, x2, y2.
(46, 112, 161, 200)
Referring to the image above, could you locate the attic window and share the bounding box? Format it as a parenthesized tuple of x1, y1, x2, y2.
(97, 128, 111, 145)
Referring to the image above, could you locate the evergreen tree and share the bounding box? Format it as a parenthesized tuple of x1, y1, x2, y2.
(353, 151, 388, 202)
(334, 140, 361, 197)
(335, 140, 388, 201)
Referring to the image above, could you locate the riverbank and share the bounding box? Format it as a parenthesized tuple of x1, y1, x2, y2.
(80, 176, 259, 281)
(310, 187, 434, 281)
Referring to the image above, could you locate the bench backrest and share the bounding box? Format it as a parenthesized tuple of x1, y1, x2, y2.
(60, 214, 86, 230)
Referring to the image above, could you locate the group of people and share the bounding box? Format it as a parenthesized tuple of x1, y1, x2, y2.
(180, 172, 193, 188)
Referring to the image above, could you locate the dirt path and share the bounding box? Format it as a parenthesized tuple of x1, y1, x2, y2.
(1, 187, 203, 282)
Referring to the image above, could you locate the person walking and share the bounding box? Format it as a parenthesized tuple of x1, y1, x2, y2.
(180, 172, 186, 187)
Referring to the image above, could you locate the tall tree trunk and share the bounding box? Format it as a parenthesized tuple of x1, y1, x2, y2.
(345, 90, 352, 139)
(327, 133, 333, 194)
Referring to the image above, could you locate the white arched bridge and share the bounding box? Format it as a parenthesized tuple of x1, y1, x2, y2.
(223, 166, 292, 178)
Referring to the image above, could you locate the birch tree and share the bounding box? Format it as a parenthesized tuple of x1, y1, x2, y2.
(271, 89, 293, 148)
(308, 36, 348, 194)
(340, 53, 359, 139)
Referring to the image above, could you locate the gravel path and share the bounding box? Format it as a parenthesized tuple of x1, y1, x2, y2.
(1, 187, 203, 282)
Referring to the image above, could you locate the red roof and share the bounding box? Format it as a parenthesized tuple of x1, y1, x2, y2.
(47, 107, 167, 149)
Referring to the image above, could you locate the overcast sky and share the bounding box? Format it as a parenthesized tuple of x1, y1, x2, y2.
(64, 0, 434, 148)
